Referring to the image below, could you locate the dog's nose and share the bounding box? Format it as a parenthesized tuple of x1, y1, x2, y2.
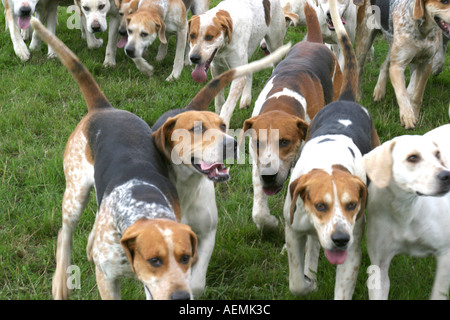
(19, 6, 31, 16)
(190, 54, 201, 64)
(438, 170, 450, 182)
(261, 174, 277, 184)
(331, 230, 350, 248)
(91, 21, 101, 32)
(125, 45, 135, 58)
(170, 290, 191, 300)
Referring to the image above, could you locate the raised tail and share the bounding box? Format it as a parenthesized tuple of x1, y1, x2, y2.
(185, 42, 292, 111)
(328, 0, 357, 101)
(304, 1, 323, 43)
(30, 17, 111, 112)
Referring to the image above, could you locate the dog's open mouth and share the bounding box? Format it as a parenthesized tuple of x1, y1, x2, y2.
(191, 49, 218, 83)
(192, 159, 230, 182)
(18, 15, 31, 29)
(326, 16, 346, 31)
(435, 17, 450, 38)
(324, 249, 348, 265)
(117, 35, 128, 48)
(262, 185, 283, 196)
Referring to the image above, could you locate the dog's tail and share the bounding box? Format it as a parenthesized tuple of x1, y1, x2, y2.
(328, 0, 357, 101)
(30, 18, 111, 112)
(304, 1, 322, 43)
(185, 42, 292, 111)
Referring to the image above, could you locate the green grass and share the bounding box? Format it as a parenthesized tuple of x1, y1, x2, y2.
(0, 1, 449, 300)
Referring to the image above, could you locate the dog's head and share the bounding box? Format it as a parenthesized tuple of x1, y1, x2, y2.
(121, 219, 197, 300)
(289, 165, 367, 265)
(363, 135, 450, 196)
(153, 111, 237, 182)
(75, 0, 111, 33)
(12, 0, 39, 29)
(316, 0, 351, 31)
(413, 0, 450, 38)
(116, 0, 139, 48)
(124, 9, 166, 58)
(188, 10, 233, 82)
(241, 111, 308, 196)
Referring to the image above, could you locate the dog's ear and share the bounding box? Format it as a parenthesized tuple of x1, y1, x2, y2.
(284, 12, 299, 26)
(363, 139, 396, 188)
(216, 10, 233, 43)
(156, 16, 167, 44)
(120, 223, 142, 273)
(289, 175, 309, 225)
(295, 117, 309, 141)
(413, 0, 425, 19)
(152, 117, 178, 162)
(114, 0, 122, 10)
(238, 117, 257, 152)
(182, 224, 198, 265)
(352, 175, 368, 220)
(352, 0, 364, 6)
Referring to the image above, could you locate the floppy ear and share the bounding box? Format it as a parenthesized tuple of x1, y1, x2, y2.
(363, 139, 396, 188)
(114, 0, 122, 10)
(156, 16, 167, 44)
(413, 0, 425, 20)
(238, 117, 257, 152)
(216, 10, 233, 43)
(295, 117, 309, 141)
(152, 117, 178, 162)
(120, 223, 142, 273)
(352, 175, 368, 220)
(289, 175, 308, 225)
(284, 12, 299, 26)
(183, 224, 198, 265)
(352, 0, 364, 6)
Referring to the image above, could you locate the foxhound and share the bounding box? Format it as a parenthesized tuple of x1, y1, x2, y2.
(123, 0, 188, 81)
(30, 18, 197, 300)
(75, 0, 120, 67)
(151, 43, 292, 297)
(241, 2, 342, 231)
(187, 0, 286, 128)
(283, 0, 380, 299)
(363, 124, 450, 300)
(355, 0, 450, 128)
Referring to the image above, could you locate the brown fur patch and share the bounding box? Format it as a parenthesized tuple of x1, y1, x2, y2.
(263, 0, 271, 26)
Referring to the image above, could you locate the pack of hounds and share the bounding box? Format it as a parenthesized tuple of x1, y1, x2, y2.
(2, 0, 450, 300)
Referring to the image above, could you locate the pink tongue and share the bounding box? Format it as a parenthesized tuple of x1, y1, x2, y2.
(325, 249, 348, 265)
(117, 35, 128, 48)
(200, 161, 217, 171)
(191, 64, 207, 83)
(18, 16, 31, 29)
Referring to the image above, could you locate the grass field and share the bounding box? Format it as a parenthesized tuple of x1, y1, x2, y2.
(0, 0, 449, 300)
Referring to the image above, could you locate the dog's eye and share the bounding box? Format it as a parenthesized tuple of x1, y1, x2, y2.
(119, 12, 124, 16)
(82, 6, 90, 11)
(180, 255, 190, 265)
(314, 203, 327, 212)
(140, 32, 148, 37)
(128, 29, 133, 34)
(346, 202, 357, 211)
(435, 151, 441, 160)
(279, 139, 290, 148)
(189, 33, 196, 40)
(98, 4, 105, 9)
(148, 257, 163, 267)
(441, 0, 448, 4)
(204, 34, 214, 41)
(407, 154, 420, 163)
(220, 124, 226, 132)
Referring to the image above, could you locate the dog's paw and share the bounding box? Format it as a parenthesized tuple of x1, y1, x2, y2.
(400, 111, 417, 129)
(103, 59, 116, 68)
(88, 38, 103, 50)
(47, 51, 57, 59)
(15, 45, 30, 61)
(239, 95, 251, 109)
(253, 213, 279, 231)
(373, 85, 385, 102)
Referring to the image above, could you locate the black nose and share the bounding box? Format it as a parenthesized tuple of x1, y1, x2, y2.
(91, 21, 101, 32)
(438, 170, 450, 182)
(326, 11, 332, 19)
(190, 54, 201, 64)
(19, 6, 31, 16)
(171, 290, 191, 300)
(261, 174, 277, 184)
(125, 46, 135, 58)
(331, 230, 350, 248)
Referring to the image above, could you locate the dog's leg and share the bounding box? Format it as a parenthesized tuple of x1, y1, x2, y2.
(52, 130, 94, 300)
(219, 76, 246, 128)
(239, 74, 253, 109)
(432, 34, 448, 76)
(5, 7, 30, 60)
(210, 64, 226, 113)
(95, 267, 121, 299)
(285, 225, 315, 296)
(304, 236, 320, 291)
(103, 14, 119, 67)
(166, 20, 188, 81)
(431, 251, 450, 300)
(29, 5, 45, 52)
(132, 57, 154, 76)
(251, 147, 278, 230)
(408, 62, 432, 120)
(373, 49, 390, 102)
(334, 218, 364, 300)
(45, 1, 59, 58)
(389, 49, 416, 129)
